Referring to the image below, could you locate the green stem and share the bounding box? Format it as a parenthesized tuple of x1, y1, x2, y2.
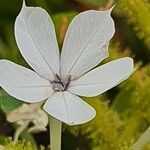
(13, 120, 30, 144)
(49, 117, 62, 150)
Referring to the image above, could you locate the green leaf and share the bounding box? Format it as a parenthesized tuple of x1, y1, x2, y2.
(111, 85, 135, 116)
(52, 11, 77, 37)
(20, 130, 37, 148)
(76, 0, 106, 6)
(0, 90, 23, 113)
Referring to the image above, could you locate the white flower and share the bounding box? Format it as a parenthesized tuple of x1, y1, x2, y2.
(0, 1, 134, 125)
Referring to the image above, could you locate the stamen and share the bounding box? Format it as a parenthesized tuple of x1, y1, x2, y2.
(51, 74, 71, 92)
(64, 75, 71, 91)
(55, 74, 64, 87)
(56, 74, 61, 81)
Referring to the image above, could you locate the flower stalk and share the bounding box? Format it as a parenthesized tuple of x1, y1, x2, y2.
(50, 117, 62, 150)
(13, 120, 30, 144)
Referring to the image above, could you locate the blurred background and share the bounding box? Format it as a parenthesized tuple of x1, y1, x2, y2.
(0, 0, 150, 150)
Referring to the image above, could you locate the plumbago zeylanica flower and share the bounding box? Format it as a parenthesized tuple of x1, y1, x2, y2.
(0, 1, 134, 125)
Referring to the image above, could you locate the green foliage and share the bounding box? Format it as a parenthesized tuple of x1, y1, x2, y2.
(68, 96, 121, 150)
(117, 0, 150, 50)
(52, 11, 77, 39)
(67, 47, 150, 149)
(144, 142, 150, 150)
(65, 67, 150, 150)
(76, 0, 105, 6)
(0, 137, 45, 150)
(0, 90, 22, 113)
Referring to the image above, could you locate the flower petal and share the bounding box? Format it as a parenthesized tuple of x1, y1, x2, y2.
(0, 60, 53, 102)
(68, 57, 134, 97)
(61, 8, 115, 79)
(43, 91, 96, 125)
(15, 2, 60, 80)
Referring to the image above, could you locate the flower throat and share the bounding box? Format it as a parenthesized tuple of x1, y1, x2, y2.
(51, 74, 71, 92)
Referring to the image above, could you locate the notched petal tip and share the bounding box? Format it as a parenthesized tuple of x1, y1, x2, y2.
(22, 0, 26, 7)
(19, 0, 28, 16)
(61, 7, 115, 78)
(106, 5, 115, 14)
(17, 0, 27, 18)
(21, 0, 27, 12)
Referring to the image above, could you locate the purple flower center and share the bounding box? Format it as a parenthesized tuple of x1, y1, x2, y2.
(51, 74, 71, 92)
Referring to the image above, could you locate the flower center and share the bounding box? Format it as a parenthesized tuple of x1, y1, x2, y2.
(50, 74, 71, 92)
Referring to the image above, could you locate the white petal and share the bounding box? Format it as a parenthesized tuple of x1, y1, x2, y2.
(15, 2, 60, 80)
(61, 8, 115, 79)
(0, 60, 53, 102)
(43, 91, 96, 125)
(68, 57, 134, 97)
